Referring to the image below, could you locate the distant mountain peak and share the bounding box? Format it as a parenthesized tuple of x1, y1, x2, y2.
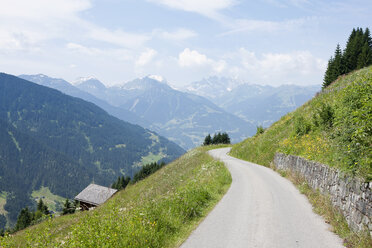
(118, 75, 171, 91)
(73, 77, 106, 91)
(147, 74, 165, 82)
(73, 76, 100, 85)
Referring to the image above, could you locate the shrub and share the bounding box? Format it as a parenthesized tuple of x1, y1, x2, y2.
(256, 126, 265, 136)
(294, 116, 311, 136)
(317, 103, 335, 129)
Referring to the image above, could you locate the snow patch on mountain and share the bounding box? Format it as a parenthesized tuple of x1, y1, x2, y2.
(148, 74, 164, 82)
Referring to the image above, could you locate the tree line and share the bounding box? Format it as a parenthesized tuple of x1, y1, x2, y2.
(0, 199, 50, 235)
(111, 161, 166, 191)
(323, 27, 372, 88)
(203, 132, 231, 146)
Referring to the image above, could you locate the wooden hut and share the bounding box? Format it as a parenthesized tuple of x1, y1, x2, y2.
(74, 184, 117, 211)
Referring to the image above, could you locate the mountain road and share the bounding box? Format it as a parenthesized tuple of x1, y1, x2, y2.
(180, 147, 344, 248)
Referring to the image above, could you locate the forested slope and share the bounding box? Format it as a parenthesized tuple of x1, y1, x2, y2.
(0, 73, 184, 225)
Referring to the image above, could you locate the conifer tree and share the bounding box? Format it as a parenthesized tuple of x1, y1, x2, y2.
(357, 42, 372, 68)
(212, 133, 221, 144)
(323, 57, 335, 88)
(343, 27, 364, 72)
(62, 199, 75, 215)
(323, 27, 372, 89)
(37, 199, 49, 215)
(333, 44, 345, 75)
(203, 134, 212, 145)
(221, 132, 231, 144)
(15, 207, 32, 231)
(0, 214, 6, 231)
(363, 27, 372, 47)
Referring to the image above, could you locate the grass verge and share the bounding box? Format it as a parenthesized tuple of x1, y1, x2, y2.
(0, 145, 231, 247)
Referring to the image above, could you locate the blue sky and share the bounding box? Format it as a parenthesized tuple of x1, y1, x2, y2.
(0, 0, 370, 86)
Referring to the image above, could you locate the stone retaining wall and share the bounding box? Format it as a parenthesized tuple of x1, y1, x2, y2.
(274, 153, 371, 235)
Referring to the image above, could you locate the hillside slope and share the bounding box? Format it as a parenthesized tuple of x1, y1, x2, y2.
(0, 73, 185, 224)
(230, 66, 371, 180)
(0, 146, 231, 247)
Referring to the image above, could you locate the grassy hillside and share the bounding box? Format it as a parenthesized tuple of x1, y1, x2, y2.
(231, 66, 371, 181)
(0, 146, 231, 247)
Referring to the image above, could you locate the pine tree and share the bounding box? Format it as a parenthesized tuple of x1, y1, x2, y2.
(212, 133, 221, 144)
(62, 199, 75, 215)
(343, 27, 364, 72)
(333, 44, 345, 75)
(221, 132, 231, 144)
(0, 214, 6, 231)
(37, 199, 49, 215)
(363, 27, 371, 47)
(357, 42, 372, 68)
(323, 57, 335, 88)
(323, 27, 372, 89)
(15, 207, 32, 231)
(203, 134, 212, 145)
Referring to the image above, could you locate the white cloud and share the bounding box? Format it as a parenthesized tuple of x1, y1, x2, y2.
(178, 48, 210, 67)
(219, 17, 315, 36)
(66, 42, 99, 56)
(148, 0, 236, 18)
(177, 48, 226, 75)
(66, 42, 133, 62)
(89, 27, 150, 48)
(228, 48, 326, 85)
(155, 28, 197, 41)
(0, 0, 91, 20)
(136, 48, 158, 67)
(0, 0, 92, 52)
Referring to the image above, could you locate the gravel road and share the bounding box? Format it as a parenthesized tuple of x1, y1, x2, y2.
(181, 147, 344, 248)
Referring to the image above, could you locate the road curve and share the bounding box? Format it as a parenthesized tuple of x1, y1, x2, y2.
(181, 147, 344, 248)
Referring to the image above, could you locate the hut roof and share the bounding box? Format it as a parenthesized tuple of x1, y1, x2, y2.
(74, 184, 117, 206)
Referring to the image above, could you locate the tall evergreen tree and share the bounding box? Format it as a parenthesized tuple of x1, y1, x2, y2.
(363, 28, 371, 46)
(357, 42, 372, 68)
(343, 27, 364, 72)
(62, 199, 75, 215)
(212, 132, 222, 144)
(221, 132, 231, 144)
(333, 44, 345, 75)
(203, 134, 212, 146)
(0, 214, 6, 231)
(37, 199, 49, 215)
(15, 207, 32, 231)
(323, 57, 335, 88)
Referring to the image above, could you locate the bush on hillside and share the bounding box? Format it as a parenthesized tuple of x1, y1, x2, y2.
(256, 126, 265, 136)
(313, 103, 334, 129)
(294, 116, 311, 136)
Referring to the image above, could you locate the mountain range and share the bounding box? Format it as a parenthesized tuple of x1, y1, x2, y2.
(20, 74, 320, 150)
(24, 75, 256, 149)
(184, 77, 320, 127)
